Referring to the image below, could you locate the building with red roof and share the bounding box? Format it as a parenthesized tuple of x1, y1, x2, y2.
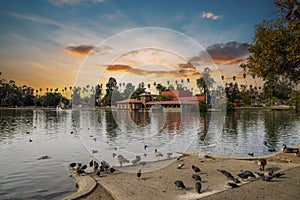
(115, 90, 206, 111)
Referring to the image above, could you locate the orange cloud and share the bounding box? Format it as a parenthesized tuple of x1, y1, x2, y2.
(66, 45, 95, 56)
(106, 63, 200, 78)
(201, 12, 222, 20)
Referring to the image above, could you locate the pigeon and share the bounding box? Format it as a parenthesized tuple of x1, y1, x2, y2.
(109, 168, 116, 173)
(256, 159, 267, 171)
(99, 166, 105, 172)
(69, 162, 76, 168)
(263, 176, 274, 181)
(174, 180, 185, 189)
(255, 171, 265, 177)
(137, 169, 142, 179)
(117, 155, 130, 167)
(238, 170, 256, 179)
(94, 162, 99, 170)
(218, 169, 234, 180)
(89, 160, 94, 168)
(177, 164, 185, 169)
(154, 149, 163, 158)
(92, 150, 98, 154)
(264, 141, 273, 148)
(192, 174, 202, 182)
(195, 182, 202, 194)
(131, 156, 141, 165)
(248, 152, 254, 157)
(272, 172, 285, 178)
(227, 182, 239, 188)
(192, 165, 201, 173)
(96, 170, 100, 176)
(268, 148, 276, 152)
(167, 152, 173, 159)
(80, 165, 87, 170)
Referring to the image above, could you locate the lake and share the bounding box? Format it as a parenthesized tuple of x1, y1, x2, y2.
(0, 108, 299, 199)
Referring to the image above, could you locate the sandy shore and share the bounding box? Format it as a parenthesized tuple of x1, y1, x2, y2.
(62, 143, 300, 200)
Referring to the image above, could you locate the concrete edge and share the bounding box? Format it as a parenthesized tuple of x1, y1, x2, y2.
(61, 168, 97, 200)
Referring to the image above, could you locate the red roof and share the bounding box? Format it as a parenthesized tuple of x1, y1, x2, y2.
(116, 99, 142, 104)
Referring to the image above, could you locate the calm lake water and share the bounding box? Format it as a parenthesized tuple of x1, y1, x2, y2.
(0, 108, 300, 199)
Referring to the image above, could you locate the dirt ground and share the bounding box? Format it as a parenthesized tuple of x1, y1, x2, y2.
(66, 143, 300, 200)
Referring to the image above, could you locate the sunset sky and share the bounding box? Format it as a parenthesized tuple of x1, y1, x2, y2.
(0, 0, 277, 94)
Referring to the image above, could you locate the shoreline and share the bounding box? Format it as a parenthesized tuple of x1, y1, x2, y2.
(0, 105, 294, 112)
(62, 143, 300, 200)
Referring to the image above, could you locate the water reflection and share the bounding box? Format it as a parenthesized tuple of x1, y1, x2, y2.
(0, 109, 300, 199)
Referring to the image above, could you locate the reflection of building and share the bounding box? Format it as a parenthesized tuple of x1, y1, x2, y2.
(115, 90, 206, 111)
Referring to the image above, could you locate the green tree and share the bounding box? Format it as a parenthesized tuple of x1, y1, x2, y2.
(130, 87, 146, 99)
(123, 83, 135, 99)
(196, 67, 215, 102)
(102, 77, 118, 106)
(241, 0, 300, 84)
(155, 83, 167, 95)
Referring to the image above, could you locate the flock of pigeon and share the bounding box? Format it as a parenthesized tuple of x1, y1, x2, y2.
(67, 142, 299, 195)
(69, 159, 116, 178)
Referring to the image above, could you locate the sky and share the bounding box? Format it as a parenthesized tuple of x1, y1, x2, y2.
(0, 0, 278, 94)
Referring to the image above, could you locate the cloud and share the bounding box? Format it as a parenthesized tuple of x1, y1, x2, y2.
(201, 12, 222, 20)
(49, 0, 104, 6)
(8, 12, 64, 28)
(106, 63, 200, 78)
(189, 41, 250, 66)
(66, 45, 95, 56)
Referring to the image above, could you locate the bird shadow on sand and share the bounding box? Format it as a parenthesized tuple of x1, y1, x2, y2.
(184, 187, 195, 191)
(139, 177, 153, 181)
(267, 167, 281, 171)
